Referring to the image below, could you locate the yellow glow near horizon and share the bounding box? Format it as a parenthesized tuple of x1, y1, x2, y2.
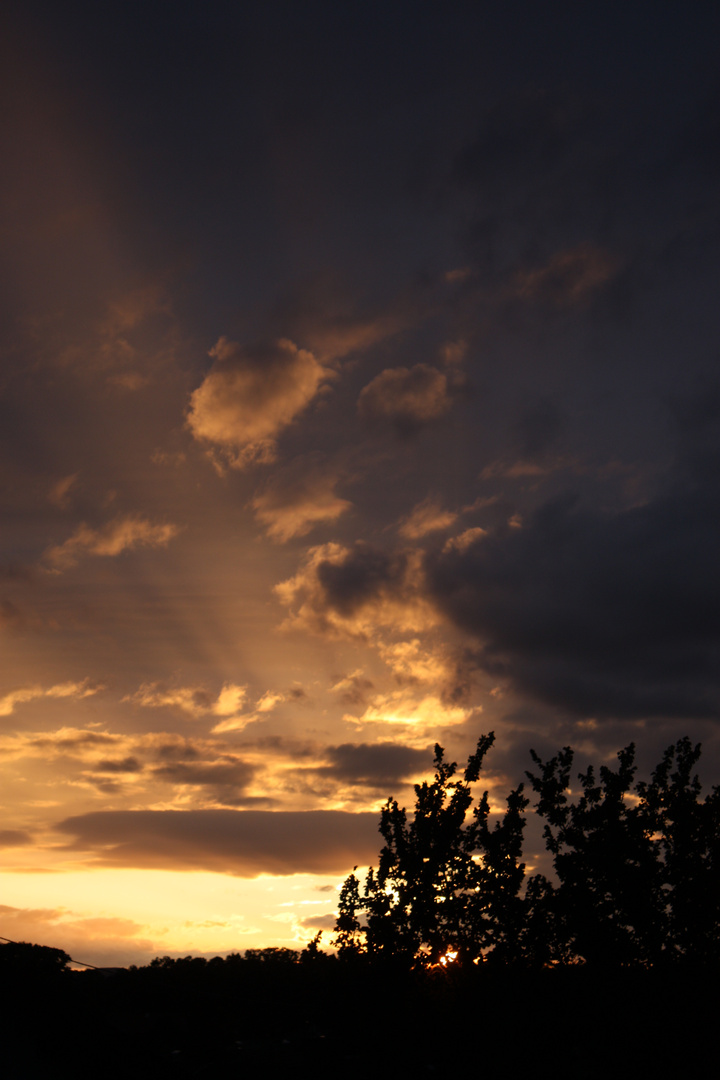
(0, 867, 344, 967)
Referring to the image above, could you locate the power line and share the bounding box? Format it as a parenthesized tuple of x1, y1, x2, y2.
(0, 928, 98, 972)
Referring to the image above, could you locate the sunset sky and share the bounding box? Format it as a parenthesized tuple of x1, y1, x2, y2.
(2, 2, 719, 967)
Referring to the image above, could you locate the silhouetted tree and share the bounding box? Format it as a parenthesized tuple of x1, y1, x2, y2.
(0, 940, 71, 977)
(333, 734, 529, 966)
(336, 734, 720, 969)
(526, 736, 720, 965)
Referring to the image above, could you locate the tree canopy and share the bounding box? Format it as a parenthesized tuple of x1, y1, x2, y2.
(333, 734, 720, 967)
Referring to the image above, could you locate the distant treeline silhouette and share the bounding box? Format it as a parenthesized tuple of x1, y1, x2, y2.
(333, 734, 720, 968)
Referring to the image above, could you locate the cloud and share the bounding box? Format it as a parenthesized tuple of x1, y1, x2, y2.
(209, 688, 289, 734)
(150, 757, 258, 805)
(0, 599, 41, 633)
(517, 398, 564, 460)
(124, 682, 248, 721)
(379, 639, 451, 685)
(379, 639, 479, 706)
(398, 496, 458, 539)
(330, 670, 375, 707)
(55, 809, 380, 876)
(426, 486, 720, 719)
(92, 757, 143, 774)
(106, 371, 151, 391)
(13, 727, 118, 754)
(0, 680, 102, 717)
(514, 245, 618, 307)
(251, 460, 351, 541)
(187, 337, 332, 469)
(125, 683, 288, 735)
(443, 527, 488, 553)
(480, 460, 553, 480)
(275, 542, 439, 639)
(345, 690, 475, 735)
(0, 904, 157, 969)
(0, 830, 32, 847)
(293, 311, 405, 363)
(319, 742, 431, 787)
(48, 473, 78, 510)
(43, 516, 180, 571)
(357, 364, 452, 435)
(101, 283, 170, 335)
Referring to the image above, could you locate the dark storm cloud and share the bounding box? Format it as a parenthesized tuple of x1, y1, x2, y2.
(55, 809, 379, 876)
(427, 484, 720, 719)
(277, 538, 433, 638)
(320, 742, 431, 788)
(517, 399, 564, 461)
(316, 544, 410, 617)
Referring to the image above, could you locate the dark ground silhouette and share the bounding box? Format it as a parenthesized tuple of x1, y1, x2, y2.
(1, 945, 718, 1079)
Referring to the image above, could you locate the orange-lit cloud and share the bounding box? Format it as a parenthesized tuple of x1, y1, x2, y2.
(211, 689, 288, 734)
(398, 495, 458, 539)
(0, 680, 102, 717)
(251, 462, 351, 541)
(124, 682, 248, 721)
(357, 363, 452, 434)
(345, 690, 475, 737)
(0, 726, 119, 759)
(187, 337, 332, 469)
(0, 904, 157, 968)
(43, 515, 180, 571)
(275, 542, 439, 639)
(378, 639, 452, 685)
(330, 670, 375, 707)
(443, 527, 488, 553)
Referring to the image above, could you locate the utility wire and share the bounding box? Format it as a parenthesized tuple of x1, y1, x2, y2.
(0, 933, 99, 970)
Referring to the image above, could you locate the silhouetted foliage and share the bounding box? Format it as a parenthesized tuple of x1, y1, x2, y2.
(0, 939, 71, 976)
(334, 733, 529, 966)
(334, 734, 720, 969)
(527, 736, 720, 966)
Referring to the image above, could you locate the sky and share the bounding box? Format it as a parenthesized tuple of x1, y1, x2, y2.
(1, 1, 719, 967)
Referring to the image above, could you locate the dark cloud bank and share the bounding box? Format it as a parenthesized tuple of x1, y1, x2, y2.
(293, 470, 720, 722)
(56, 810, 379, 876)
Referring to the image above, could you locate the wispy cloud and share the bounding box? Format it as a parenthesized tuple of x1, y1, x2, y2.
(0, 680, 102, 717)
(124, 682, 248, 721)
(358, 364, 452, 435)
(43, 516, 180, 571)
(251, 461, 351, 542)
(398, 496, 458, 539)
